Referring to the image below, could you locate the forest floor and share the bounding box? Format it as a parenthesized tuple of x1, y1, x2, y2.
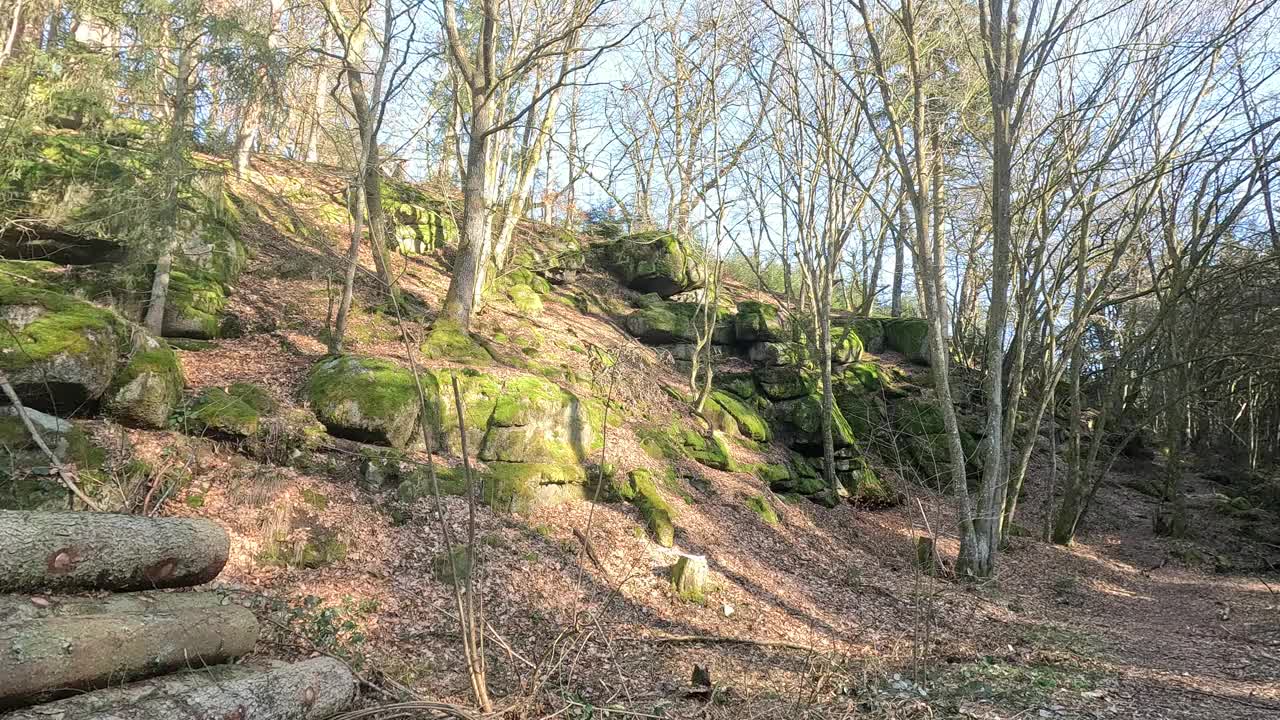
(108, 154, 1280, 720)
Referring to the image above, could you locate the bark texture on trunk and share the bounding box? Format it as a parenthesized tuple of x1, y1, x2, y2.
(0, 589, 235, 622)
(0, 605, 258, 708)
(0, 510, 230, 593)
(6, 659, 352, 720)
(2, 664, 257, 719)
(74, 658, 353, 720)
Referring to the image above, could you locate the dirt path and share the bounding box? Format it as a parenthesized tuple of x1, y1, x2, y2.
(1021, 480, 1280, 719)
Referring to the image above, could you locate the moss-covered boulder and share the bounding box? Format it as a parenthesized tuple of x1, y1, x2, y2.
(506, 283, 543, 315)
(0, 406, 119, 510)
(748, 341, 807, 367)
(832, 375, 887, 437)
(670, 553, 707, 601)
(714, 371, 759, 401)
(478, 375, 601, 465)
(421, 369, 501, 455)
(838, 451, 897, 506)
(625, 300, 697, 344)
(485, 461, 587, 512)
(421, 320, 493, 365)
(184, 382, 276, 437)
(896, 396, 946, 436)
(681, 429, 733, 471)
(306, 355, 422, 448)
(0, 264, 124, 412)
(710, 390, 771, 442)
(381, 179, 458, 255)
(735, 300, 785, 343)
(755, 366, 815, 401)
(104, 337, 184, 428)
(625, 299, 732, 346)
(832, 326, 865, 364)
(626, 469, 675, 546)
(883, 318, 930, 364)
(161, 269, 227, 340)
(746, 495, 780, 525)
(762, 456, 829, 498)
(511, 228, 586, 285)
(770, 392, 857, 453)
(604, 230, 705, 297)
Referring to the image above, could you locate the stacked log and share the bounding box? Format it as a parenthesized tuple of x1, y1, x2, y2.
(0, 510, 230, 592)
(0, 510, 357, 719)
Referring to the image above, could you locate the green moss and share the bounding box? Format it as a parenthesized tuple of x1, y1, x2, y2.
(710, 390, 771, 442)
(745, 495, 780, 525)
(883, 318, 930, 363)
(897, 397, 945, 436)
(397, 466, 469, 502)
(605, 230, 705, 297)
(771, 391, 857, 451)
(754, 463, 792, 485)
(627, 469, 675, 547)
(184, 383, 272, 437)
(842, 454, 897, 506)
(754, 366, 815, 401)
(0, 273, 124, 372)
(485, 462, 586, 512)
(624, 300, 705, 344)
(421, 320, 493, 365)
(681, 429, 734, 471)
(714, 372, 759, 401)
(736, 300, 785, 342)
(105, 344, 184, 428)
(301, 488, 330, 511)
(306, 355, 422, 448)
(164, 269, 227, 339)
(506, 283, 544, 314)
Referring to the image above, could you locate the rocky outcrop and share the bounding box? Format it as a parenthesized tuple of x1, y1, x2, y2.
(883, 318, 930, 364)
(604, 231, 705, 297)
(0, 407, 120, 511)
(625, 295, 733, 345)
(735, 300, 786, 343)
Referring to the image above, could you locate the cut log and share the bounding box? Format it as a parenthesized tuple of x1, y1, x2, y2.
(51, 657, 355, 720)
(0, 510, 230, 593)
(0, 605, 258, 709)
(1, 665, 260, 720)
(0, 589, 238, 622)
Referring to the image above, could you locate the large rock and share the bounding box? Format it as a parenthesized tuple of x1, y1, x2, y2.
(709, 390, 771, 442)
(160, 270, 228, 340)
(770, 392, 857, 453)
(182, 382, 275, 438)
(625, 297, 732, 346)
(478, 375, 601, 465)
(754, 366, 815, 401)
(735, 300, 785, 342)
(306, 355, 422, 448)
(382, 181, 458, 255)
(0, 265, 123, 413)
(604, 231, 705, 297)
(103, 337, 184, 428)
(883, 318, 930, 364)
(511, 227, 586, 285)
(619, 469, 674, 546)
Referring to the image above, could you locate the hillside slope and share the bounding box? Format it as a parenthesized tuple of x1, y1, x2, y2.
(1, 139, 1277, 719)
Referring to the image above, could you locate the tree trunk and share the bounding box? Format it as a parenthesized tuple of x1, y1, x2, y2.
(16, 658, 353, 720)
(0, 605, 258, 709)
(142, 249, 172, 334)
(2, 665, 257, 720)
(0, 510, 229, 592)
(441, 93, 495, 331)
